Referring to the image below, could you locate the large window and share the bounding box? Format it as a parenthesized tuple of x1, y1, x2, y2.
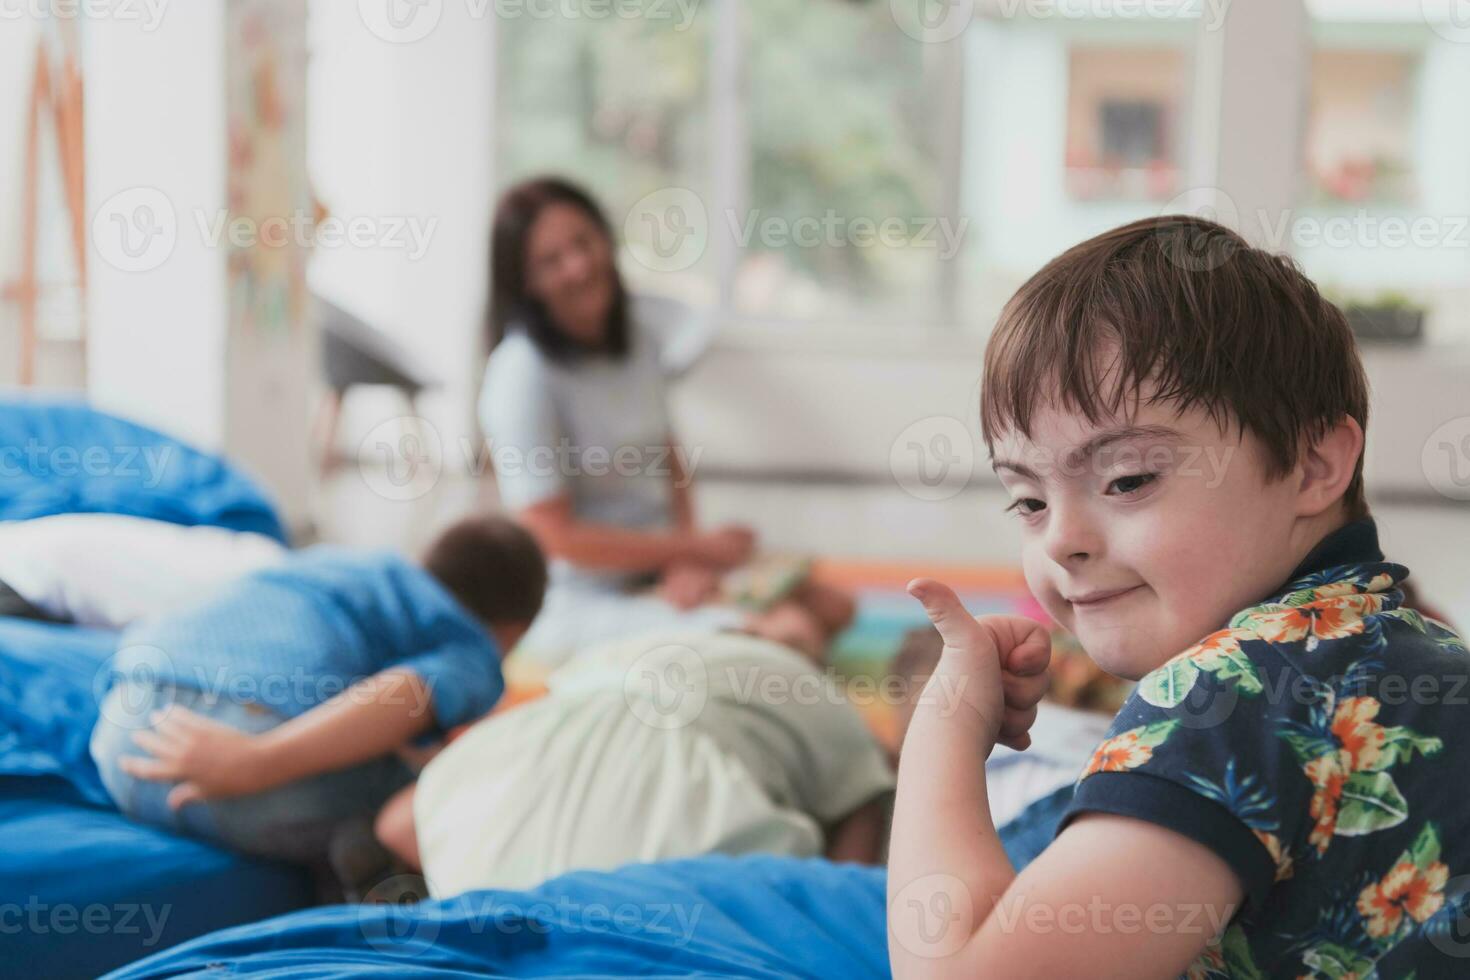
(495, 1, 1469, 342)
(1291, 6, 1470, 345)
(496, 2, 714, 305)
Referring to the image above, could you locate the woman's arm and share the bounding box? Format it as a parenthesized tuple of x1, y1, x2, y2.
(888, 581, 1242, 979)
(518, 494, 752, 574)
(123, 668, 438, 809)
(669, 438, 696, 533)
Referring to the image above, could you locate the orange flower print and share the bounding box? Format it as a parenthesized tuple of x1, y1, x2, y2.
(1086, 731, 1154, 775)
(1297, 572, 1393, 603)
(1330, 697, 1388, 771)
(1302, 751, 1349, 855)
(1184, 628, 1249, 667)
(1083, 720, 1179, 777)
(1252, 829, 1294, 882)
(1300, 697, 1392, 853)
(1248, 594, 1386, 648)
(1356, 858, 1449, 939)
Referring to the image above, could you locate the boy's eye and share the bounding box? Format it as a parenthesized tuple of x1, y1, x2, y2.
(1005, 497, 1046, 516)
(1107, 473, 1157, 495)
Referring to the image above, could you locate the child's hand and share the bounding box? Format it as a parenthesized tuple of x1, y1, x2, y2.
(121, 707, 272, 810)
(907, 578, 1052, 753)
(658, 559, 722, 610)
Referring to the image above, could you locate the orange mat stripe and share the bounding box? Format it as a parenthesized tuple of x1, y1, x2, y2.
(810, 558, 1028, 593)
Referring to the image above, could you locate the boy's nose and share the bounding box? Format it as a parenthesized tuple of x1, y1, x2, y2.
(1042, 503, 1102, 567)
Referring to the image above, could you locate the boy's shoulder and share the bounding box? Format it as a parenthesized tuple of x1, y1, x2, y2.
(1076, 553, 1467, 887)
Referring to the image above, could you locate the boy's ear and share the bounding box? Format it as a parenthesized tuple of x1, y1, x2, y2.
(1294, 415, 1365, 519)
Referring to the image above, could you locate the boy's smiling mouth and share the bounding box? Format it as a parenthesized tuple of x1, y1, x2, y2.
(1066, 584, 1144, 608)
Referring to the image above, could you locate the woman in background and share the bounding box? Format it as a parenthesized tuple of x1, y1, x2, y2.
(480, 177, 853, 663)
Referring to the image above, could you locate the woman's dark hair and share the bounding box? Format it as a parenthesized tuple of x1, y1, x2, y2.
(487, 176, 630, 363)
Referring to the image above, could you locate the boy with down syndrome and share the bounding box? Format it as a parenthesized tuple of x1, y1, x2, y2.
(889, 216, 1469, 979)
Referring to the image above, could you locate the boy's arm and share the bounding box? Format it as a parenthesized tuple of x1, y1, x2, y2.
(889, 581, 1242, 979)
(374, 782, 421, 871)
(123, 667, 438, 810)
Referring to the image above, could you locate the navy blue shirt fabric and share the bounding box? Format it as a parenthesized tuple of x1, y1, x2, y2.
(1062, 519, 1470, 978)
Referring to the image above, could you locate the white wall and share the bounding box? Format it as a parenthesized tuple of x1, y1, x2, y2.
(306, 2, 497, 459)
(0, 22, 40, 361)
(85, 1, 318, 530)
(85, 4, 228, 447)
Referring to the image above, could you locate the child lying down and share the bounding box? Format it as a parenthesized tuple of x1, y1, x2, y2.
(370, 628, 897, 897)
(88, 514, 547, 875)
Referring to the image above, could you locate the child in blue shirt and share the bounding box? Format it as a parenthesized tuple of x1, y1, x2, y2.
(888, 216, 1469, 979)
(89, 513, 546, 866)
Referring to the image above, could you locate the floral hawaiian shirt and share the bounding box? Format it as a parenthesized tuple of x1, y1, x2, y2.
(1063, 518, 1470, 979)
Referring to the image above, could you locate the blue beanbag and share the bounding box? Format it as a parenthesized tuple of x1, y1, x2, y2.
(0, 395, 286, 542)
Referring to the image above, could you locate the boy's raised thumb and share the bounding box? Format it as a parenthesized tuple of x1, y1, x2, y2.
(907, 578, 982, 648)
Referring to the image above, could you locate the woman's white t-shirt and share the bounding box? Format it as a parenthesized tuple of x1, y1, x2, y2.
(479, 294, 702, 592)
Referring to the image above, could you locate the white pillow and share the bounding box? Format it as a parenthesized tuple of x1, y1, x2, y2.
(0, 514, 288, 629)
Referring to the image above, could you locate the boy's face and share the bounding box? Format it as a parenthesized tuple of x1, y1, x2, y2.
(992, 394, 1307, 681)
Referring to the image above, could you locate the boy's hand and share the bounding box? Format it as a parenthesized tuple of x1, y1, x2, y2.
(122, 707, 272, 810)
(907, 578, 1052, 753)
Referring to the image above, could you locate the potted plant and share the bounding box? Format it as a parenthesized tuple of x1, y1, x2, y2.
(1338, 290, 1426, 345)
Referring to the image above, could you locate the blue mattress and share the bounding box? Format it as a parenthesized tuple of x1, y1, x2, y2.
(1, 399, 310, 977)
(107, 854, 891, 979)
(101, 787, 1074, 978)
(0, 616, 315, 978)
(0, 395, 287, 541)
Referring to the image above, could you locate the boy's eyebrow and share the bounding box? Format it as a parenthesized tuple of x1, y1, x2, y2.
(991, 424, 1184, 479)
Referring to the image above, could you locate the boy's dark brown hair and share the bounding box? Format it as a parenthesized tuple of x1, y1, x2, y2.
(422, 514, 547, 627)
(980, 215, 1370, 519)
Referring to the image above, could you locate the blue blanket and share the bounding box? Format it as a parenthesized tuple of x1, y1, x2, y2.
(1, 400, 311, 977)
(0, 395, 286, 542)
(101, 788, 1075, 978)
(107, 855, 891, 979)
(0, 618, 315, 979)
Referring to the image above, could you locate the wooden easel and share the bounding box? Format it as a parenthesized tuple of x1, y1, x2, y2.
(2, 26, 87, 386)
